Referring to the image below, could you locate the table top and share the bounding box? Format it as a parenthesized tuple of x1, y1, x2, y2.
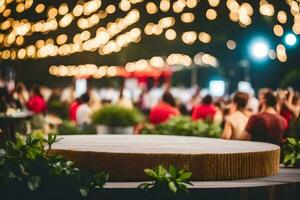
(53, 134, 280, 155)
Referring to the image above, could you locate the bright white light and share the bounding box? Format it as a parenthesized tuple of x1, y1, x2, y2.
(76, 78, 87, 97)
(285, 33, 297, 46)
(209, 80, 225, 97)
(250, 40, 269, 60)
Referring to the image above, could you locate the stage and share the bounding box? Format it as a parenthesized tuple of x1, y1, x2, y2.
(52, 135, 280, 181)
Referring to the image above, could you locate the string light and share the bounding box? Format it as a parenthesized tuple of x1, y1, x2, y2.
(49, 52, 219, 78)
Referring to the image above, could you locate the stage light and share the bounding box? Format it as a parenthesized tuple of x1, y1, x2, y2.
(250, 39, 269, 60)
(285, 33, 297, 46)
(209, 80, 225, 97)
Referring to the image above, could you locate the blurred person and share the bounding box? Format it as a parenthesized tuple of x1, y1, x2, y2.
(221, 92, 251, 140)
(76, 93, 92, 125)
(149, 91, 180, 125)
(116, 88, 133, 109)
(244, 91, 287, 145)
(137, 86, 151, 113)
(192, 95, 217, 121)
(27, 86, 47, 114)
(69, 98, 81, 122)
(246, 89, 259, 113)
(258, 88, 271, 112)
(280, 90, 300, 138)
(12, 82, 29, 109)
(87, 86, 102, 111)
(61, 85, 76, 104)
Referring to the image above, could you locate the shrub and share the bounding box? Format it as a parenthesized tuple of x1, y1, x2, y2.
(141, 116, 222, 138)
(139, 165, 192, 198)
(283, 137, 300, 168)
(91, 105, 143, 127)
(0, 134, 108, 200)
(47, 100, 69, 120)
(57, 121, 96, 135)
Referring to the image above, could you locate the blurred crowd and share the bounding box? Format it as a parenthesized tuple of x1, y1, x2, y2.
(0, 78, 299, 145)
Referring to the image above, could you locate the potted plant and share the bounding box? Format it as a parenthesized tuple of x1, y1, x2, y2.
(91, 105, 143, 134)
(141, 116, 222, 138)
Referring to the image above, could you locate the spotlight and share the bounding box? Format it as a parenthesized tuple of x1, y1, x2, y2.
(285, 33, 297, 46)
(249, 39, 269, 60)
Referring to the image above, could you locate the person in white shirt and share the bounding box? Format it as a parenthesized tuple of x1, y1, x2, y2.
(221, 92, 252, 140)
(76, 93, 92, 125)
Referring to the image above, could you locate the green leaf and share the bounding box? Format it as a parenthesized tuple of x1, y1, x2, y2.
(79, 187, 89, 197)
(180, 172, 192, 180)
(144, 169, 158, 179)
(284, 153, 293, 164)
(27, 176, 41, 191)
(168, 165, 177, 178)
(157, 165, 167, 178)
(287, 138, 297, 146)
(168, 181, 177, 193)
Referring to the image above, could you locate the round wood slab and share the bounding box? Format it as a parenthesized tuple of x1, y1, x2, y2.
(52, 135, 280, 181)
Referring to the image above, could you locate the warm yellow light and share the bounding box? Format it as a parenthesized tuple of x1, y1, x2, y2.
(146, 2, 158, 14)
(181, 12, 195, 23)
(35, 3, 45, 13)
(259, 3, 274, 17)
(56, 34, 68, 45)
(206, 9, 217, 20)
(160, 0, 170, 12)
(48, 7, 58, 18)
(208, 0, 220, 7)
(186, 0, 197, 8)
(199, 32, 212, 43)
(106, 4, 116, 14)
(58, 3, 69, 15)
(73, 4, 83, 16)
(165, 29, 177, 40)
(182, 31, 197, 44)
(173, 0, 185, 13)
(277, 11, 287, 24)
(16, 36, 24, 46)
(273, 24, 284, 37)
(119, 0, 131, 11)
(3, 8, 11, 17)
(59, 13, 73, 28)
(16, 3, 25, 13)
(226, 40, 236, 50)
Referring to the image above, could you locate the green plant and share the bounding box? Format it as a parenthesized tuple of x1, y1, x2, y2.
(141, 116, 222, 138)
(283, 137, 300, 167)
(91, 105, 143, 127)
(0, 134, 108, 200)
(47, 100, 69, 119)
(139, 165, 192, 194)
(57, 121, 96, 135)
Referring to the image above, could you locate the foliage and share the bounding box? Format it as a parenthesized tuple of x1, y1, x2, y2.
(141, 116, 222, 138)
(91, 105, 143, 127)
(57, 121, 97, 135)
(280, 69, 300, 89)
(139, 165, 192, 196)
(0, 134, 108, 200)
(47, 100, 69, 120)
(283, 137, 300, 167)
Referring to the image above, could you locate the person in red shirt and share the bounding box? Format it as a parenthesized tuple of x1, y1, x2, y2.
(27, 86, 47, 114)
(245, 91, 287, 145)
(192, 95, 217, 121)
(69, 98, 81, 122)
(149, 91, 180, 125)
